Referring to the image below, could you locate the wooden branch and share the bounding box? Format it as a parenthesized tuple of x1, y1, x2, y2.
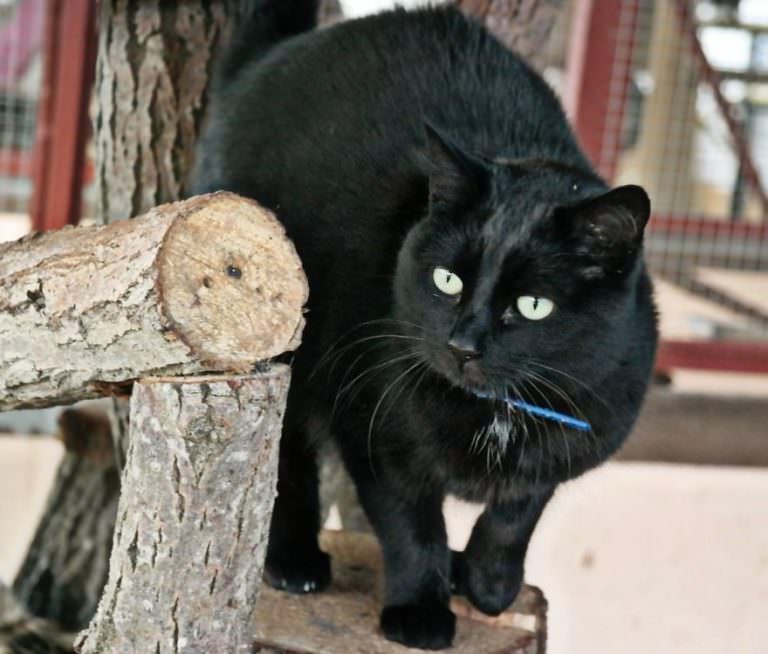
(252, 530, 547, 653)
(0, 192, 307, 411)
(75, 369, 288, 654)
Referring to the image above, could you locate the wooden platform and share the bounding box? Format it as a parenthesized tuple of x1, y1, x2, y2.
(253, 530, 547, 653)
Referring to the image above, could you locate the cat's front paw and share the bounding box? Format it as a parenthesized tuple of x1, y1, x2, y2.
(380, 603, 455, 650)
(459, 552, 523, 616)
(264, 547, 331, 594)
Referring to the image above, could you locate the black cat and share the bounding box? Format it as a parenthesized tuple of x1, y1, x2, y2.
(193, 1, 658, 649)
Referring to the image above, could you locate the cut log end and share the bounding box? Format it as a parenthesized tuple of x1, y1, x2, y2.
(0, 192, 307, 411)
(157, 192, 307, 369)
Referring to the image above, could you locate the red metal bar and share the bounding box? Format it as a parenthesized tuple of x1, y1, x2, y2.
(671, 0, 768, 217)
(648, 213, 768, 239)
(0, 149, 34, 177)
(657, 340, 768, 374)
(26, 0, 57, 226)
(28, 0, 96, 232)
(565, 0, 640, 181)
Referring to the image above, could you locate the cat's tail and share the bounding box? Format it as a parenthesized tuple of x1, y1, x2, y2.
(217, 0, 320, 84)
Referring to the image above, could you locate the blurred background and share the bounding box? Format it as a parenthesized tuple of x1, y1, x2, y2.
(0, 1, 766, 652)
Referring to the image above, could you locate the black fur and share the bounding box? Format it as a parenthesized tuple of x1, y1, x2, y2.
(194, 2, 658, 649)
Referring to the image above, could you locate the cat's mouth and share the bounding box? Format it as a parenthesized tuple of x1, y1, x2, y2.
(423, 344, 501, 399)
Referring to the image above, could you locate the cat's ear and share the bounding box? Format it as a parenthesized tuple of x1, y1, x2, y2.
(424, 123, 488, 209)
(561, 185, 650, 270)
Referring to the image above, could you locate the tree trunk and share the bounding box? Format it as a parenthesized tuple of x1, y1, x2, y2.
(95, 0, 241, 454)
(13, 0, 240, 632)
(12, 408, 118, 634)
(318, 0, 344, 25)
(75, 369, 287, 654)
(457, 0, 565, 69)
(94, 0, 236, 222)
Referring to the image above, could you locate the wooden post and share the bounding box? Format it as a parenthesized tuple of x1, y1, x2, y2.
(75, 370, 288, 654)
(28, 0, 97, 232)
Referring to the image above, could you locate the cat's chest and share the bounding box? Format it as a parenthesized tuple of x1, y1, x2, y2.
(406, 406, 532, 501)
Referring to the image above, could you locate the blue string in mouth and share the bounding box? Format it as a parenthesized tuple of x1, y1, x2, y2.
(473, 391, 592, 432)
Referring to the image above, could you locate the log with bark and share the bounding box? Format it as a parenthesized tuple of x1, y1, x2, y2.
(74, 370, 288, 654)
(0, 192, 306, 412)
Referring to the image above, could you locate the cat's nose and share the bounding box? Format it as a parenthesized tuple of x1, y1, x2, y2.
(447, 337, 480, 363)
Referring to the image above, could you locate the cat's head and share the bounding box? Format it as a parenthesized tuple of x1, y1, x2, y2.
(394, 126, 652, 403)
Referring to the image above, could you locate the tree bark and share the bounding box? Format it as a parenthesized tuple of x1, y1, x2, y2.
(457, 0, 565, 69)
(0, 192, 306, 412)
(94, 0, 236, 221)
(75, 369, 288, 654)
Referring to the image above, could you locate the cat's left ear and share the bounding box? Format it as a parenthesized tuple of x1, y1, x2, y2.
(561, 184, 651, 267)
(424, 123, 489, 210)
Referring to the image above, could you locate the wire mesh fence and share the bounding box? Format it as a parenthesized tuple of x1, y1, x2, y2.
(563, 0, 768, 354)
(0, 0, 43, 217)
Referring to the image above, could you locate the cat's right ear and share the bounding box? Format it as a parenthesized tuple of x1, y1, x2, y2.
(558, 185, 651, 272)
(424, 123, 488, 210)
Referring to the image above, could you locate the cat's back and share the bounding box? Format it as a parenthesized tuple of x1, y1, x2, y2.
(197, 7, 581, 239)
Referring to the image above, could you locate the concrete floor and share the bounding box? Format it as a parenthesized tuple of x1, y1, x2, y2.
(0, 437, 63, 582)
(1, 438, 767, 654)
(469, 464, 768, 654)
(0, 212, 29, 243)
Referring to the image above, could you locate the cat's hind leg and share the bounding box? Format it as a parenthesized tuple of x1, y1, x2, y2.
(264, 422, 331, 594)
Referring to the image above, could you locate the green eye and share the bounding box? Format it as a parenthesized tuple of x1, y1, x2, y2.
(517, 296, 555, 320)
(432, 267, 463, 296)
